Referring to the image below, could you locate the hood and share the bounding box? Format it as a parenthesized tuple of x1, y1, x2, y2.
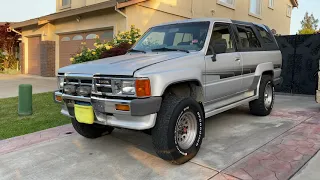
(58, 52, 189, 76)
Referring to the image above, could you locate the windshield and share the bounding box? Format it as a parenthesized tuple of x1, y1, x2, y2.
(132, 22, 210, 52)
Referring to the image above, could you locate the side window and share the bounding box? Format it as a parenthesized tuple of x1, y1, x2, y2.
(255, 25, 274, 43)
(207, 23, 235, 55)
(236, 26, 261, 48)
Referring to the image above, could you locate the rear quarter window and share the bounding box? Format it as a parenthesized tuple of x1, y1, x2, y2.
(255, 25, 274, 44)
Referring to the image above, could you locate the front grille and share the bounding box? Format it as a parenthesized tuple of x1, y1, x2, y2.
(92, 76, 113, 95)
(97, 87, 112, 93)
(66, 78, 93, 86)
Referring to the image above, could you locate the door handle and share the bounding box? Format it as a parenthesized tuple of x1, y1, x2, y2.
(235, 57, 241, 61)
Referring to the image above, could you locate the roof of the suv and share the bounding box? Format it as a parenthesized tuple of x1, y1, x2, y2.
(154, 18, 232, 27)
(153, 18, 267, 28)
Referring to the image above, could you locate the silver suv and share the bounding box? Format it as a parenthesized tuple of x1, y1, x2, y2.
(54, 18, 282, 164)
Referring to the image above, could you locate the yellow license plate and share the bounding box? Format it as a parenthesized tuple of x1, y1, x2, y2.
(74, 104, 95, 124)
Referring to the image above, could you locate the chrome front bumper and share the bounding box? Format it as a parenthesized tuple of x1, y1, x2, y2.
(54, 91, 162, 130)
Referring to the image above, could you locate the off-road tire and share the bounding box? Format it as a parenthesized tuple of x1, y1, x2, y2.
(152, 93, 204, 165)
(249, 75, 275, 116)
(71, 118, 114, 139)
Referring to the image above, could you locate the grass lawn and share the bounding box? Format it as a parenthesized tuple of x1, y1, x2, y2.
(0, 92, 70, 140)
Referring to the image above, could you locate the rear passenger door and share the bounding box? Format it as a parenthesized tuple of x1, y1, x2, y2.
(233, 25, 263, 92)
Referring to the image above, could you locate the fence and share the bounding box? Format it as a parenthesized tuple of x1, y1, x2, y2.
(275, 34, 320, 95)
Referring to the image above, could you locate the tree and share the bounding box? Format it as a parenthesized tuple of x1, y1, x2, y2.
(298, 12, 319, 34)
(0, 23, 21, 70)
(0, 23, 20, 55)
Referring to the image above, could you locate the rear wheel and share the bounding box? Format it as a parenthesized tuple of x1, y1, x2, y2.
(71, 118, 114, 139)
(249, 75, 275, 116)
(152, 93, 204, 165)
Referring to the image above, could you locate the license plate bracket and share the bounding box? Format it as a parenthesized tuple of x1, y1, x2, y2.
(74, 102, 94, 124)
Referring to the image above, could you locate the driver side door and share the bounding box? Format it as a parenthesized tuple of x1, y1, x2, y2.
(204, 23, 243, 109)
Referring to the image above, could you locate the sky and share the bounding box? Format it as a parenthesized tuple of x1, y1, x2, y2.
(290, 0, 320, 34)
(0, 0, 318, 35)
(0, 0, 55, 22)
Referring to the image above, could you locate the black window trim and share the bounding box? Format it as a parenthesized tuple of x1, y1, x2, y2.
(233, 23, 264, 52)
(205, 22, 239, 56)
(254, 24, 275, 44)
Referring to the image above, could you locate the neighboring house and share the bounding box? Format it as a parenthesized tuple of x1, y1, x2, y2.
(12, 0, 298, 76)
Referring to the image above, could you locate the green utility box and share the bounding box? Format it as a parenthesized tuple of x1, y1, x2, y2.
(18, 84, 33, 116)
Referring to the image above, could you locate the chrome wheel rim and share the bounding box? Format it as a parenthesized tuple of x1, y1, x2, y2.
(175, 111, 198, 150)
(264, 82, 273, 109)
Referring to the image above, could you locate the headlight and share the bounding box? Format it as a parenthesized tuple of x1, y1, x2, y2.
(57, 77, 64, 89)
(111, 78, 151, 97)
(113, 80, 135, 95)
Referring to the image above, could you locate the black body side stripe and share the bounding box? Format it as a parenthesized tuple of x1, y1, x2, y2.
(204, 64, 281, 80)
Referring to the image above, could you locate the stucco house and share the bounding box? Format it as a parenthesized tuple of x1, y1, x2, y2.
(12, 0, 298, 76)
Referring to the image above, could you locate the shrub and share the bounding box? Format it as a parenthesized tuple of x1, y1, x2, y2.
(71, 25, 141, 64)
(0, 50, 18, 71)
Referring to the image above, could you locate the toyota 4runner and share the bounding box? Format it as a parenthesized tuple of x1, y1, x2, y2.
(54, 18, 282, 164)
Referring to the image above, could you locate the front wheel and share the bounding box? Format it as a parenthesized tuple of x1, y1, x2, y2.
(152, 94, 204, 165)
(249, 75, 275, 116)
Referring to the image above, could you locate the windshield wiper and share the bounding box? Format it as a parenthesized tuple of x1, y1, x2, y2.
(151, 47, 189, 53)
(128, 49, 147, 54)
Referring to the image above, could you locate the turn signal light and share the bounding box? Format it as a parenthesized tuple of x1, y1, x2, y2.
(135, 79, 151, 97)
(115, 104, 130, 111)
(55, 95, 63, 102)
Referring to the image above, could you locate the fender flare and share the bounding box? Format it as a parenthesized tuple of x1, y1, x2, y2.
(254, 62, 274, 76)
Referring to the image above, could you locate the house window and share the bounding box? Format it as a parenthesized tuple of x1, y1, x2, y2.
(287, 5, 292, 17)
(269, 0, 274, 9)
(61, 37, 70, 41)
(72, 35, 83, 41)
(86, 34, 98, 40)
(217, 0, 235, 9)
(249, 0, 262, 17)
(61, 0, 71, 9)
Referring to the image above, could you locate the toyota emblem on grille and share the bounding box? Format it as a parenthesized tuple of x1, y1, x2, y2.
(98, 79, 111, 84)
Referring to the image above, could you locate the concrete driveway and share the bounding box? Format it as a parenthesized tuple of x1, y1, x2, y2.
(0, 95, 319, 180)
(0, 74, 57, 98)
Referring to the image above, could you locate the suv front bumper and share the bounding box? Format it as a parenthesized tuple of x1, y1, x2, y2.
(54, 91, 162, 130)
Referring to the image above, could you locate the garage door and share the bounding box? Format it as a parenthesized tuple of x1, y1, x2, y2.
(28, 36, 41, 75)
(59, 29, 113, 68)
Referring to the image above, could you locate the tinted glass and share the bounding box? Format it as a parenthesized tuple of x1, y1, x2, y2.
(255, 25, 274, 43)
(208, 23, 235, 55)
(133, 22, 210, 52)
(236, 26, 261, 48)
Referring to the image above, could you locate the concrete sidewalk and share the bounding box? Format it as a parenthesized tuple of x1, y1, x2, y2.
(0, 95, 319, 180)
(291, 151, 320, 180)
(0, 74, 57, 98)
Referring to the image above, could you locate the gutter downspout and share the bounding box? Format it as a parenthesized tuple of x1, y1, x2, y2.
(9, 28, 22, 35)
(115, 5, 128, 31)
